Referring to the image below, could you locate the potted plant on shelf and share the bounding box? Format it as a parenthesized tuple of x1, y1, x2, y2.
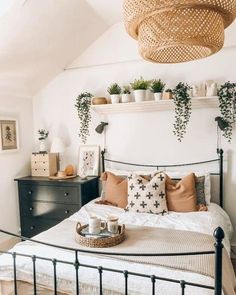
(217, 81, 236, 143)
(173, 82, 192, 142)
(163, 89, 173, 100)
(130, 77, 151, 102)
(38, 129, 49, 153)
(121, 85, 132, 103)
(150, 79, 166, 101)
(75, 92, 93, 144)
(107, 83, 122, 104)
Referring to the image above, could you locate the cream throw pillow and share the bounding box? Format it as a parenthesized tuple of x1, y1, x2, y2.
(126, 172, 168, 214)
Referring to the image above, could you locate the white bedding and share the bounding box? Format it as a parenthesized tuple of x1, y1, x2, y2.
(0, 200, 233, 295)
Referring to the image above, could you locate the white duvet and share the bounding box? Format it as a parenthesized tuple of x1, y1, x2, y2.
(0, 200, 233, 295)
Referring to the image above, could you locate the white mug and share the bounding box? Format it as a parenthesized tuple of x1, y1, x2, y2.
(89, 216, 106, 234)
(107, 216, 119, 234)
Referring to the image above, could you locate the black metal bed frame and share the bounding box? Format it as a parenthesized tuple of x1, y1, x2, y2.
(0, 149, 225, 295)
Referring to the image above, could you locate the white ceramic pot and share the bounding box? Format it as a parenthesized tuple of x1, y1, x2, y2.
(154, 92, 163, 101)
(121, 93, 132, 103)
(110, 94, 121, 104)
(134, 90, 146, 102)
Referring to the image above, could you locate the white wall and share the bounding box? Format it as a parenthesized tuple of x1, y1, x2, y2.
(0, 95, 34, 242)
(33, 22, 236, 244)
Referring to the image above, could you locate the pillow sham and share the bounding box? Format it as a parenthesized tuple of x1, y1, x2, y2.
(100, 172, 128, 208)
(126, 172, 168, 214)
(165, 171, 211, 205)
(165, 173, 198, 212)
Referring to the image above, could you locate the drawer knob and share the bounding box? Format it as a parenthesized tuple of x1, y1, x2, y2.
(28, 190, 32, 195)
(29, 207, 33, 211)
(65, 210, 69, 214)
(64, 192, 69, 197)
(30, 226, 35, 230)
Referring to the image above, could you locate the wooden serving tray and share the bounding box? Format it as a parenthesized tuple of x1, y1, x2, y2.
(75, 222, 125, 248)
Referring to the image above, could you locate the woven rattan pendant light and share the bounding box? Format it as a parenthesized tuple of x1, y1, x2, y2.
(123, 0, 236, 63)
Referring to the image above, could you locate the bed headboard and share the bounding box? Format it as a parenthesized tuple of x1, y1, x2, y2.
(101, 149, 224, 208)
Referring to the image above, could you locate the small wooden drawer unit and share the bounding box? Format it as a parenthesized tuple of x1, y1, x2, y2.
(31, 153, 57, 177)
(15, 176, 99, 238)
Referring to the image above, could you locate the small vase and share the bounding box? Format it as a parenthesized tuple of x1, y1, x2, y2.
(110, 94, 121, 104)
(154, 92, 163, 101)
(121, 94, 132, 103)
(134, 90, 146, 102)
(163, 92, 173, 100)
(39, 139, 47, 153)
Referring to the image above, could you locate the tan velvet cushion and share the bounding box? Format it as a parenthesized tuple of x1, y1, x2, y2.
(165, 173, 198, 212)
(100, 172, 128, 208)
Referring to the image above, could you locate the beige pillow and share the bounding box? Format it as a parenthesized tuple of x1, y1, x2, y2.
(165, 173, 198, 212)
(100, 172, 128, 208)
(126, 172, 168, 214)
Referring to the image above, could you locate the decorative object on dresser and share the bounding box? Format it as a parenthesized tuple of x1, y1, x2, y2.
(75, 92, 93, 144)
(31, 152, 57, 177)
(37, 129, 49, 153)
(15, 176, 99, 238)
(150, 79, 166, 101)
(107, 83, 122, 104)
(0, 118, 19, 151)
(50, 136, 65, 171)
(130, 76, 151, 102)
(206, 80, 218, 96)
(123, 0, 236, 63)
(78, 145, 100, 178)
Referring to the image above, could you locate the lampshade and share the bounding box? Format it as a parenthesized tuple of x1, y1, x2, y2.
(50, 137, 65, 154)
(123, 0, 236, 63)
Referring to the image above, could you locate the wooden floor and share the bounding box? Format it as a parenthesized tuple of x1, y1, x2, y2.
(232, 259, 236, 274)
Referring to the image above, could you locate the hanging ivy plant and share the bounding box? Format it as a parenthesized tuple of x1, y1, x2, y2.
(218, 82, 236, 143)
(173, 82, 192, 142)
(75, 92, 93, 144)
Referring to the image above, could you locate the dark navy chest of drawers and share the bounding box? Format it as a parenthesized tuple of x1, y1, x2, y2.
(15, 176, 99, 238)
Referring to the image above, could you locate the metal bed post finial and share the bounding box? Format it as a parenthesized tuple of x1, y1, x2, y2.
(214, 227, 224, 295)
(101, 149, 106, 173)
(217, 149, 224, 208)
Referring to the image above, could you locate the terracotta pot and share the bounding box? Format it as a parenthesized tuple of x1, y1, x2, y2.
(91, 97, 107, 105)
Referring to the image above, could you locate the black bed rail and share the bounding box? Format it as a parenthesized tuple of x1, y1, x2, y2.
(0, 227, 224, 295)
(101, 149, 224, 208)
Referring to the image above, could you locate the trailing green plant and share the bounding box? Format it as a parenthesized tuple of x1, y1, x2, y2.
(130, 76, 151, 90)
(173, 82, 192, 142)
(150, 79, 166, 93)
(75, 92, 93, 144)
(38, 129, 49, 141)
(107, 83, 121, 95)
(122, 85, 131, 94)
(218, 81, 236, 142)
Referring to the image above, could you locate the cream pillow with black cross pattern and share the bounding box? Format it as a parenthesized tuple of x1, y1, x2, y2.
(126, 172, 168, 214)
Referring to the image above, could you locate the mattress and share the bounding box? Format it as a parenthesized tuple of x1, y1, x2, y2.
(0, 200, 233, 295)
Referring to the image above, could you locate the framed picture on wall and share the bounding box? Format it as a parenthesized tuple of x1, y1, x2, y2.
(78, 145, 100, 177)
(0, 119, 19, 151)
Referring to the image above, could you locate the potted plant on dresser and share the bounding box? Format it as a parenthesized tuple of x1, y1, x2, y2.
(121, 85, 132, 103)
(107, 83, 122, 104)
(150, 79, 166, 101)
(130, 77, 151, 102)
(38, 129, 49, 152)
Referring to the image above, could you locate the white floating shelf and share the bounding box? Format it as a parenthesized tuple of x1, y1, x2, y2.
(91, 97, 219, 115)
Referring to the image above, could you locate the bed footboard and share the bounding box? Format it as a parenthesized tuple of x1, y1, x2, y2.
(0, 227, 225, 295)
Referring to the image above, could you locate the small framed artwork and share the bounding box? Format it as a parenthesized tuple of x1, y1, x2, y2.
(0, 119, 19, 151)
(78, 145, 100, 176)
